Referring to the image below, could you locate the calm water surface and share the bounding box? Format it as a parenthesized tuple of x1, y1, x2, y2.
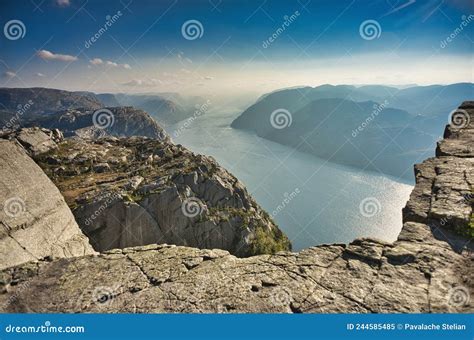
(166, 107, 414, 251)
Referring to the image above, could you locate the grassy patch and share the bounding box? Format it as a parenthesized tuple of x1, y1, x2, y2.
(249, 224, 292, 255)
(466, 213, 474, 238)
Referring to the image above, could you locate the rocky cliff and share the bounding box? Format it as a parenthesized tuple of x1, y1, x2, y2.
(0, 121, 290, 259)
(0, 128, 96, 270)
(0, 103, 472, 313)
(26, 106, 168, 140)
(0, 88, 168, 140)
(28, 132, 289, 257)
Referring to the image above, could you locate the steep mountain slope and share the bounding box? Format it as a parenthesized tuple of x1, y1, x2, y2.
(232, 85, 381, 131)
(28, 131, 290, 257)
(231, 84, 473, 179)
(96, 93, 121, 106)
(73, 92, 121, 107)
(232, 83, 473, 134)
(114, 93, 192, 125)
(234, 98, 434, 179)
(1, 102, 471, 313)
(0, 88, 168, 139)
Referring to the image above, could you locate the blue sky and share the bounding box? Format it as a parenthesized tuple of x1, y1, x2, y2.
(0, 0, 472, 95)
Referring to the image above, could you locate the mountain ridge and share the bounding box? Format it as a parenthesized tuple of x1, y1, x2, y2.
(0, 102, 472, 313)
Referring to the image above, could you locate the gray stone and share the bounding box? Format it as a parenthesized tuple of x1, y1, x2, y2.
(0, 103, 472, 314)
(0, 140, 96, 270)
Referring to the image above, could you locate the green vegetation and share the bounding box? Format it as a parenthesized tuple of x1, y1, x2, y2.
(467, 214, 474, 238)
(249, 224, 292, 255)
(204, 206, 291, 255)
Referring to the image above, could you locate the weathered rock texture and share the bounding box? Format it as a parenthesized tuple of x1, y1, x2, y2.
(29, 107, 168, 140)
(29, 133, 290, 257)
(0, 88, 168, 140)
(0, 103, 472, 313)
(0, 133, 95, 270)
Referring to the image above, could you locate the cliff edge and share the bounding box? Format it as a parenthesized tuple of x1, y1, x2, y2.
(0, 129, 96, 270)
(0, 103, 472, 313)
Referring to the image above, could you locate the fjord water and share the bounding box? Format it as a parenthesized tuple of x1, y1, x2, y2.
(166, 107, 414, 251)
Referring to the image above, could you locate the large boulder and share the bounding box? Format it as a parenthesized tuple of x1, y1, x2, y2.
(0, 138, 96, 270)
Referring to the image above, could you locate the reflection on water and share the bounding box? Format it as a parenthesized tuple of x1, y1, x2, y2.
(166, 108, 413, 251)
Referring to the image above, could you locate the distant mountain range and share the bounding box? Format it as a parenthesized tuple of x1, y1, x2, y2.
(231, 83, 474, 180)
(2, 84, 471, 180)
(0, 87, 205, 138)
(112, 92, 207, 126)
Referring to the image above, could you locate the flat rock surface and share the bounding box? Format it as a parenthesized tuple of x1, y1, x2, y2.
(0, 103, 472, 313)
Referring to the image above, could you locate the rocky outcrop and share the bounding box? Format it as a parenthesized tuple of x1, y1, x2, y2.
(0, 103, 471, 313)
(0, 87, 102, 117)
(0, 127, 63, 156)
(0, 88, 168, 140)
(31, 134, 290, 257)
(24, 107, 168, 140)
(0, 130, 96, 270)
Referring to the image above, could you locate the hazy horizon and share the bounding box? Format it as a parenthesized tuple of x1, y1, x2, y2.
(1, 0, 473, 96)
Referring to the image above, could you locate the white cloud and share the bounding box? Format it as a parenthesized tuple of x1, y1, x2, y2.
(204, 76, 214, 80)
(89, 58, 130, 69)
(89, 58, 104, 65)
(35, 72, 46, 77)
(121, 78, 161, 87)
(106, 60, 131, 69)
(37, 50, 78, 62)
(163, 72, 177, 78)
(56, 0, 70, 7)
